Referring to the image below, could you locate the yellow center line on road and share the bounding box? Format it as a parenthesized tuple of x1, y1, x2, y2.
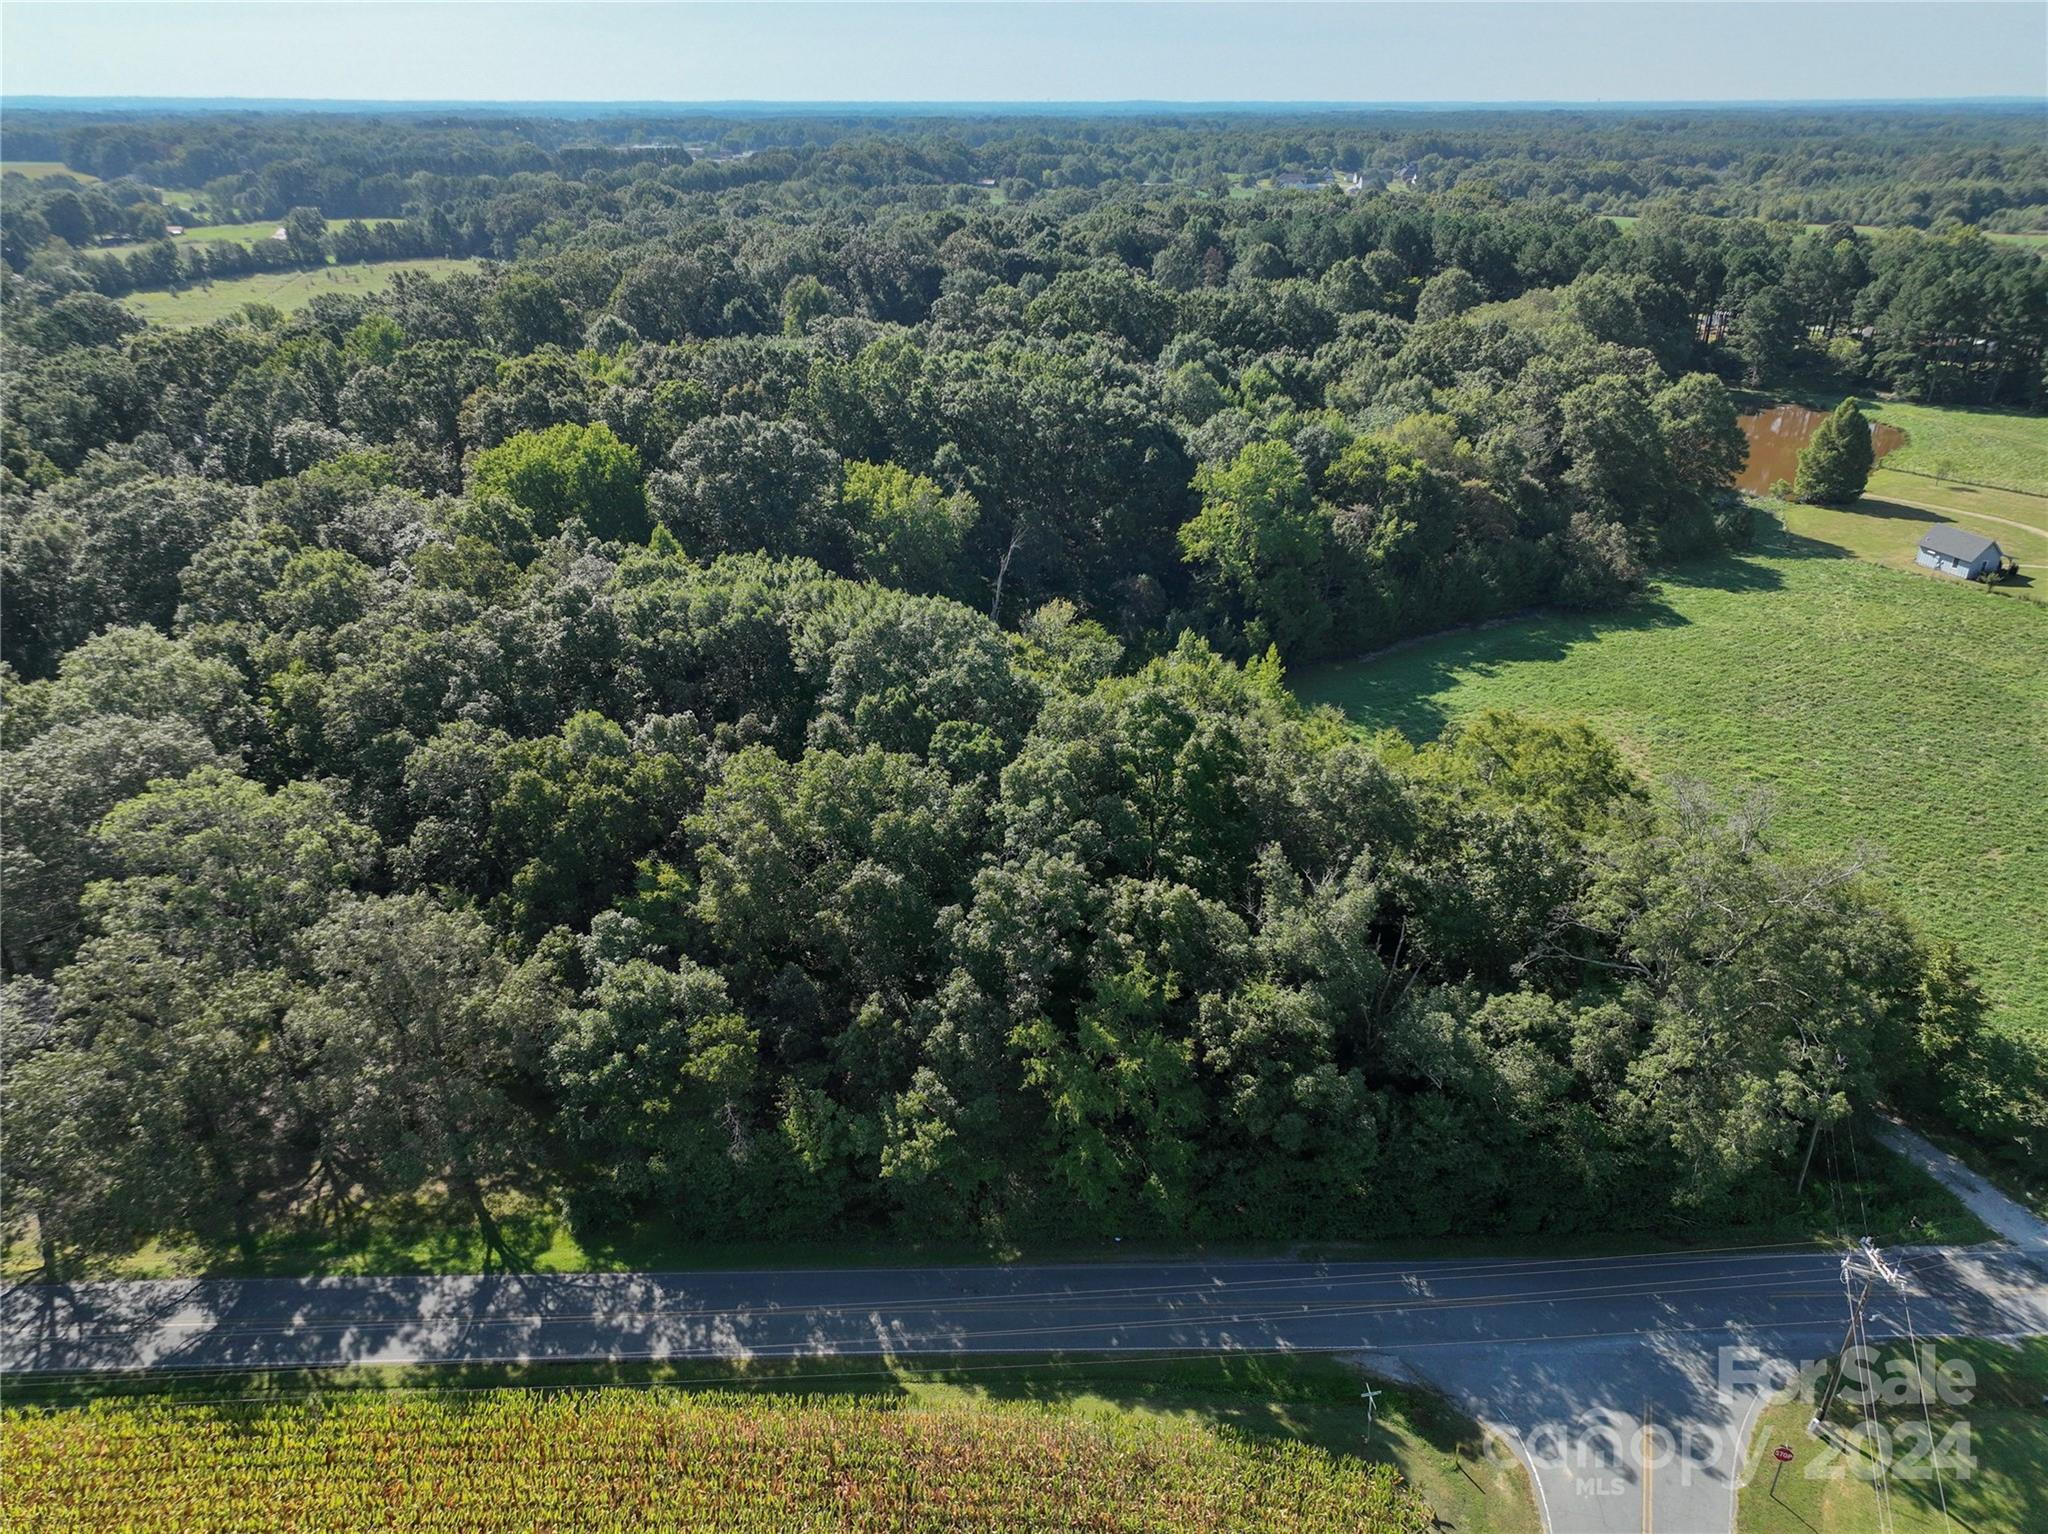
(1642, 1405, 1654, 1534)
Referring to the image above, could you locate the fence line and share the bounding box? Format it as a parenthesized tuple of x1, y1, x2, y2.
(1875, 463, 2048, 501)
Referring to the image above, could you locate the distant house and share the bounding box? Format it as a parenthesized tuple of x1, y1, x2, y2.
(1916, 526, 2003, 580)
(269, 226, 289, 241)
(164, 225, 185, 236)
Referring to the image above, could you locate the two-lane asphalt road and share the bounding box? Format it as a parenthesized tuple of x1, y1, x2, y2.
(8, 1242, 2045, 1533)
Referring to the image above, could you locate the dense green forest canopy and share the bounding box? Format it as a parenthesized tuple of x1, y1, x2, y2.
(2, 107, 2040, 1272)
(6, 102, 2046, 231)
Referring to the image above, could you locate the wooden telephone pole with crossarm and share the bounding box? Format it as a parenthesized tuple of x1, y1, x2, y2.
(1809, 1237, 1909, 1433)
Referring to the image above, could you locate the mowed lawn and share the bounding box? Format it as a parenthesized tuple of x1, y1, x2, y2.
(1779, 475, 2048, 603)
(1296, 521, 2048, 1046)
(122, 256, 481, 327)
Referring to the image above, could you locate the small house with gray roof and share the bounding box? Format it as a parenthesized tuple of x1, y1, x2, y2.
(1916, 526, 2003, 581)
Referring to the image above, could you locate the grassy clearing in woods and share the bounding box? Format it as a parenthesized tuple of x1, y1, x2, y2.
(98, 216, 408, 258)
(0, 161, 98, 181)
(1777, 477, 2047, 602)
(1297, 519, 2048, 1054)
(120, 256, 481, 327)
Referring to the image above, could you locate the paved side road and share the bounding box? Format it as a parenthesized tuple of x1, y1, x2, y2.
(1877, 1117, 2048, 1254)
(7, 1243, 2046, 1534)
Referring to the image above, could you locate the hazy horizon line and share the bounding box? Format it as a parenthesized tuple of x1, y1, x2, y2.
(9, 94, 2043, 113)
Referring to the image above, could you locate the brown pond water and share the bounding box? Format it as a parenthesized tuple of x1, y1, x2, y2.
(1735, 404, 1905, 494)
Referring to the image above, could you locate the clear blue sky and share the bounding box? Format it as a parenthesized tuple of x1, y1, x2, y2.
(4, 3, 2044, 105)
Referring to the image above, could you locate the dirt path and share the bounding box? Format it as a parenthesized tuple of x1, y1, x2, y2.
(1865, 492, 2048, 543)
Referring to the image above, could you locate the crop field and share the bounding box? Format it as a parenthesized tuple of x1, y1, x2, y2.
(1736, 1337, 2048, 1534)
(1, 1355, 1529, 1534)
(121, 257, 481, 327)
(5, 1394, 1412, 1533)
(1297, 520, 2048, 1050)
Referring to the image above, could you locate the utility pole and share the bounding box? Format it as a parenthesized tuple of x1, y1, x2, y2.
(1809, 1237, 1908, 1434)
(1795, 1111, 1825, 1197)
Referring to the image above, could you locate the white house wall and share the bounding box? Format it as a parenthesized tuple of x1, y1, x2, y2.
(1916, 548, 1998, 577)
(1915, 550, 1987, 578)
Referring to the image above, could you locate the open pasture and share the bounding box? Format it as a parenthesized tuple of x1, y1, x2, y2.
(1298, 522, 2048, 1048)
(121, 256, 481, 326)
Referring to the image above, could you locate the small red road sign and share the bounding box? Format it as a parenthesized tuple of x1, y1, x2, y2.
(1769, 1442, 1798, 1496)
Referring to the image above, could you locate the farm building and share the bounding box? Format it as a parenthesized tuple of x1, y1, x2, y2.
(1915, 526, 2004, 580)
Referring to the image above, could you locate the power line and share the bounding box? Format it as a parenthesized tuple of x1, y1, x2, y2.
(1855, 1290, 1898, 1534)
(1897, 1280, 1956, 1534)
(12, 1257, 1846, 1358)
(4, 1237, 1846, 1338)
(1811, 1235, 1918, 1534)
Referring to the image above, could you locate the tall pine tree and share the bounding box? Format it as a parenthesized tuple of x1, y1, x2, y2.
(1793, 397, 1877, 505)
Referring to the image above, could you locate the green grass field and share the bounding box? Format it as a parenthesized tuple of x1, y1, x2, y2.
(0, 161, 97, 182)
(1739, 398, 2048, 598)
(97, 219, 300, 250)
(121, 256, 481, 327)
(99, 216, 404, 258)
(93, 225, 283, 258)
(1774, 472, 2047, 607)
(1297, 521, 2048, 1052)
(163, 218, 290, 244)
(1, 1354, 1537, 1534)
(1737, 1338, 2048, 1534)
(1861, 399, 2048, 498)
